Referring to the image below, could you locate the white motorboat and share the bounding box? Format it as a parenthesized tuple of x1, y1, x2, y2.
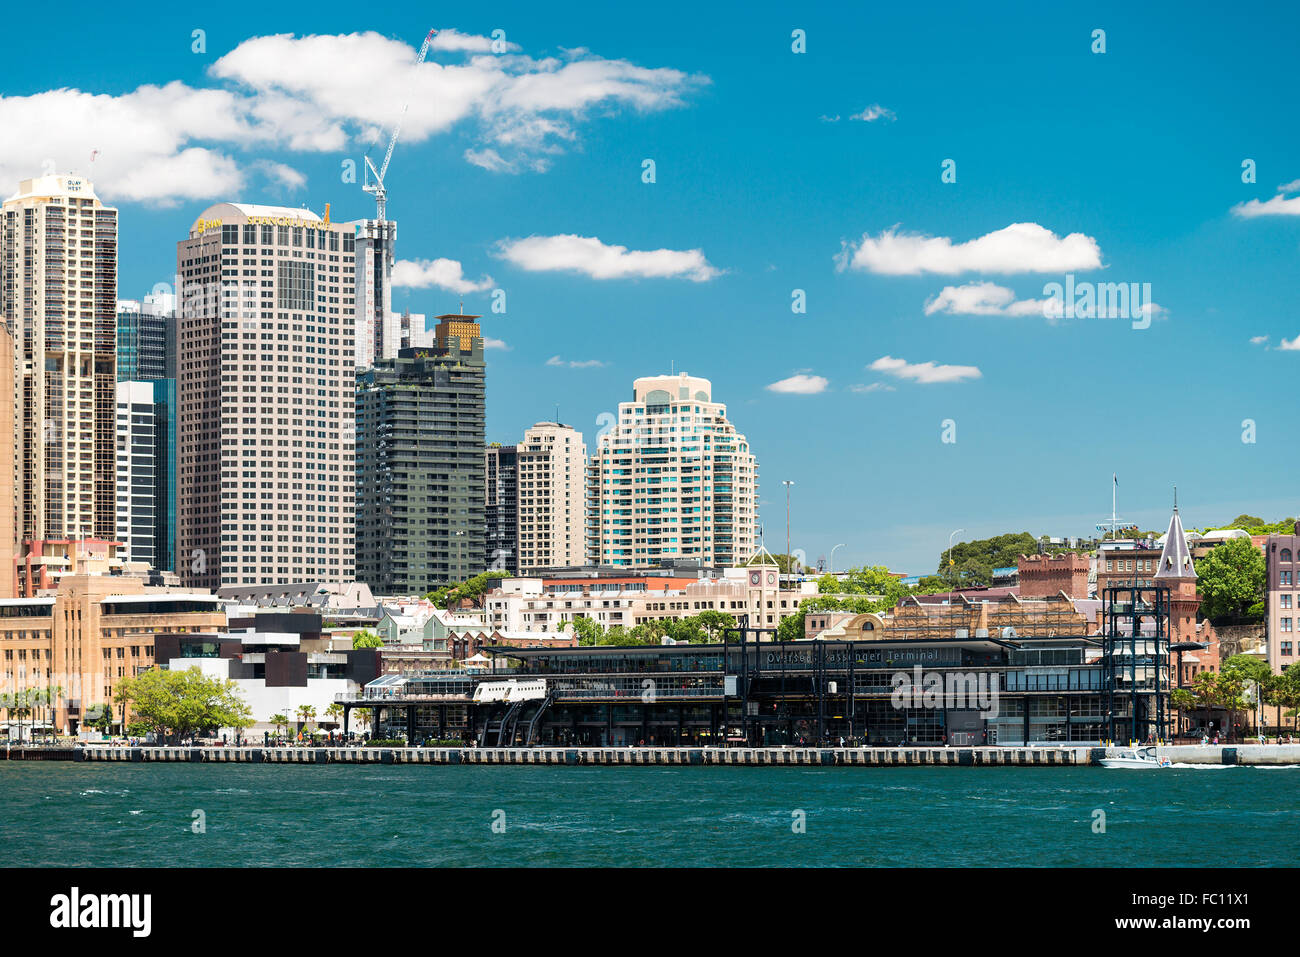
(1099, 746, 1171, 769)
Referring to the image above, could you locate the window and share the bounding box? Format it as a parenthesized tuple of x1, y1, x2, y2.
(1282, 548, 1294, 562)
(1283, 618, 1293, 633)
(1283, 594, 1293, 609)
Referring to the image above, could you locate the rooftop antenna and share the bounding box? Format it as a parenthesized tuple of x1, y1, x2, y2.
(1173, 485, 1178, 511)
(1096, 473, 1128, 539)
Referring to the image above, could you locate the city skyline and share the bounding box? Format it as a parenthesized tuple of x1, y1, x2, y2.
(2, 2, 1298, 575)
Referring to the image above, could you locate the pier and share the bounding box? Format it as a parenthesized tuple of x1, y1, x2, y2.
(71, 744, 1093, 765)
(4, 743, 1290, 766)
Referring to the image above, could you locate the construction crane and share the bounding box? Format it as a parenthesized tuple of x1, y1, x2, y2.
(363, 27, 437, 223)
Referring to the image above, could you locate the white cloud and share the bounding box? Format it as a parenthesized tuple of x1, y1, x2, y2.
(497, 234, 720, 281)
(850, 104, 895, 122)
(837, 222, 1103, 275)
(765, 374, 829, 394)
(0, 84, 252, 204)
(1233, 180, 1300, 218)
(1279, 335, 1300, 351)
(1250, 335, 1270, 346)
(819, 114, 841, 123)
(427, 29, 517, 54)
(924, 281, 1049, 317)
(850, 382, 896, 393)
(546, 355, 605, 368)
(483, 337, 510, 350)
(0, 29, 707, 203)
(392, 257, 495, 294)
(212, 32, 707, 176)
(869, 355, 982, 384)
(252, 159, 307, 190)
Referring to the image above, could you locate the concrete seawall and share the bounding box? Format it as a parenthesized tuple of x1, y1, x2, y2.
(74, 745, 1090, 766)
(55, 743, 1300, 766)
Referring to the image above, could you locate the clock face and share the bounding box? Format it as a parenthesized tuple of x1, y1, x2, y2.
(767, 573, 777, 585)
(750, 572, 760, 586)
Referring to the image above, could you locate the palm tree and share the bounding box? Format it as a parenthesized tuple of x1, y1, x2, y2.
(269, 712, 289, 742)
(44, 683, 64, 738)
(324, 702, 344, 730)
(296, 704, 316, 740)
(12, 689, 35, 743)
(352, 707, 372, 736)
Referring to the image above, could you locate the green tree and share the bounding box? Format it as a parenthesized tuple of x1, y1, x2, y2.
(1222, 654, 1273, 733)
(269, 712, 289, 741)
(296, 703, 317, 736)
(940, 533, 1037, 587)
(1274, 667, 1300, 732)
(114, 668, 253, 745)
(425, 570, 509, 609)
(565, 617, 606, 646)
(693, 610, 737, 641)
(1225, 514, 1265, 530)
(1170, 687, 1197, 735)
(351, 629, 384, 649)
(1197, 537, 1266, 624)
(664, 616, 706, 644)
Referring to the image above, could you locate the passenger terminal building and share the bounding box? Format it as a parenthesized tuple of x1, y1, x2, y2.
(344, 510, 1194, 748)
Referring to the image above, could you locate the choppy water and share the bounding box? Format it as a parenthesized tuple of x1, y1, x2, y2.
(3, 763, 1296, 866)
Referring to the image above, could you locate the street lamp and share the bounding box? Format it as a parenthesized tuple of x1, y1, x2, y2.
(947, 528, 965, 607)
(830, 543, 847, 575)
(781, 480, 795, 575)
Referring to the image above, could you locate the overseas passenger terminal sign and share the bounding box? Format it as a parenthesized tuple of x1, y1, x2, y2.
(762, 647, 960, 668)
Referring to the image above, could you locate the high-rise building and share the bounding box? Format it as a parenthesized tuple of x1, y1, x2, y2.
(115, 293, 174, 382)
(587, 373, 758, 568)
(356, 315, 486, 594)
(1, 174, 118, 543)
(516, 422, 586, 571)
(484, 443, 518, 574)
(115, 381, 157, 566)
(1264, 522, 1299, 672)
(0, 325, 16, 598)
(176, 203, 356, 588)
(151, 378, 176, 573)
(353, 218, 395, 369)
(116, 292, 177, 572)
(397, 309, 433, 351)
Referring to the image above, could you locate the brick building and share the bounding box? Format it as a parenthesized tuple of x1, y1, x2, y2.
(1017, 552, 1091, 599)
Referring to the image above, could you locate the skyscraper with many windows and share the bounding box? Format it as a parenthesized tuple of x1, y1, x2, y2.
(516, 422, 586, 571)
(115, 293, 174, 382)
(176, 203, 356, 588)
(117, 291, 177, 571)
(355, 315, 485, 593)
(115, 381, 157, 566)
(587, 373, 758, 568)
(484, 443, 518, 574)
(1, 174, 118, 543)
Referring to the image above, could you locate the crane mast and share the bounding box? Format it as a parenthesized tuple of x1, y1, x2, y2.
(363, 27, 436, 222)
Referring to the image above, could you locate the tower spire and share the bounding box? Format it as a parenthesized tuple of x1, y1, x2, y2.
(1155, 501, 1196, 580)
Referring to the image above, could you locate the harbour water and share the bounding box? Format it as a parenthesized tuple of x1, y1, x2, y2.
(3, 763, 1297, 867)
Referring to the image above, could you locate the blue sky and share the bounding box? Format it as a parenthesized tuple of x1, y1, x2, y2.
(4, 1, 1298, 574)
